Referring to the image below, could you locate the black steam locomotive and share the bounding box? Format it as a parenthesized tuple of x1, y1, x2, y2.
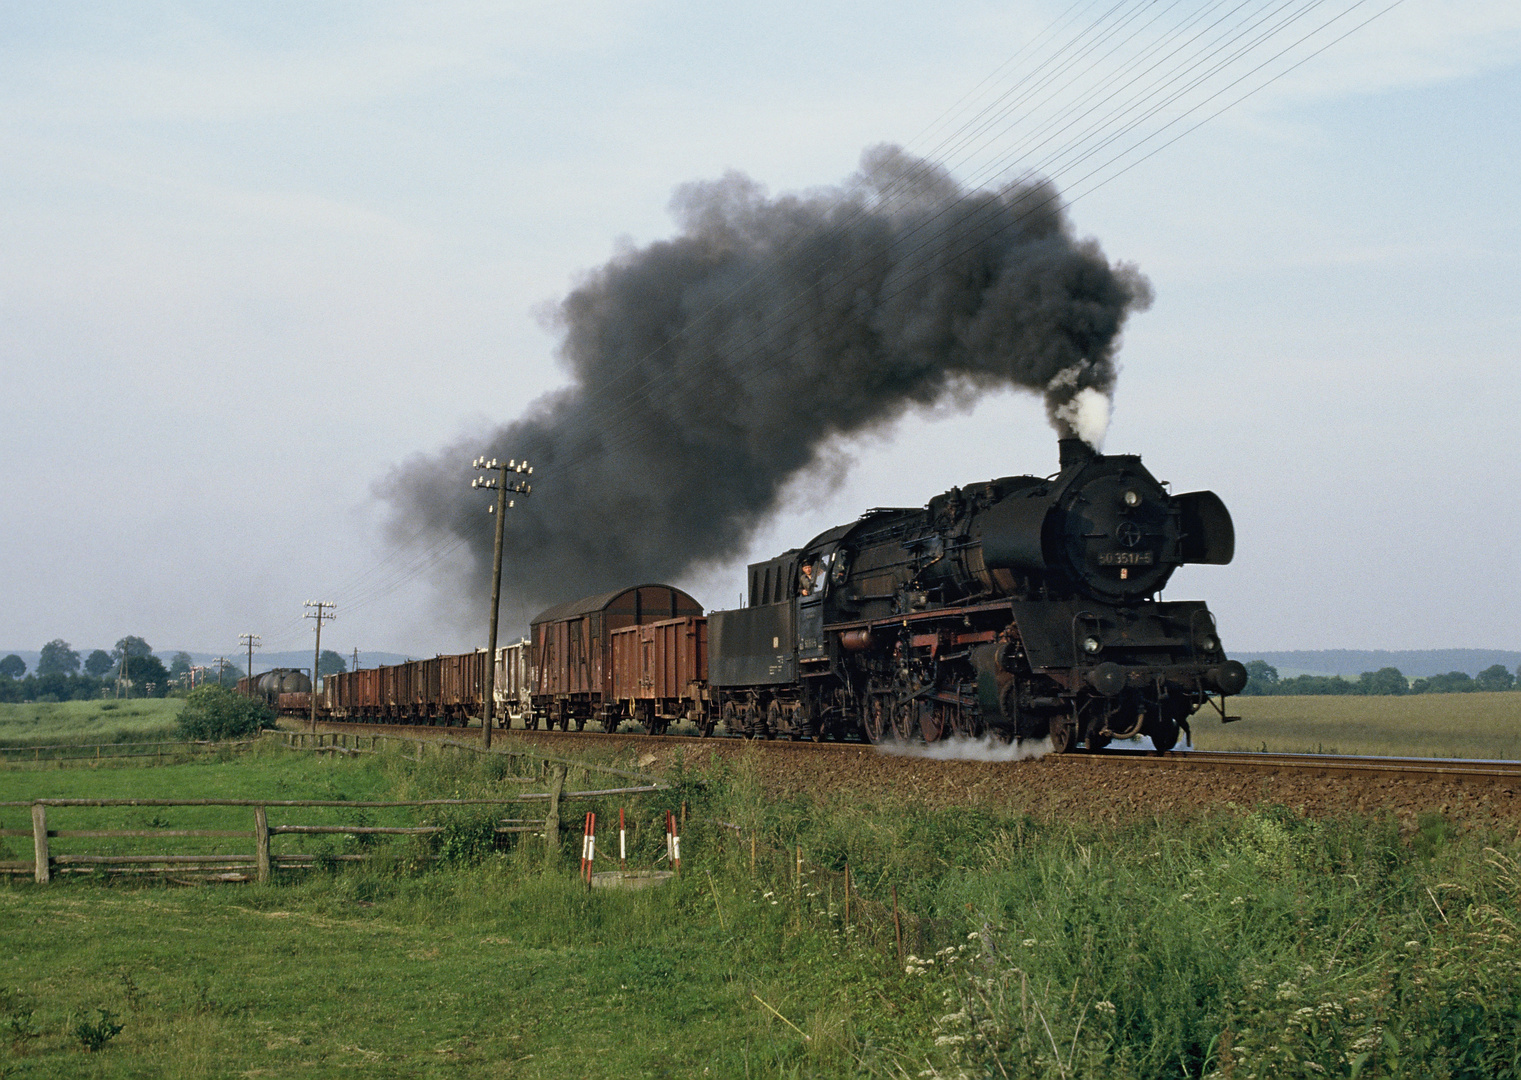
(709, 438, 1246, 752)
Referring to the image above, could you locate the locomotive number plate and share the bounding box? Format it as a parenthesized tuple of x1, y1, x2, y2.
(1098, 551, 1154, 566)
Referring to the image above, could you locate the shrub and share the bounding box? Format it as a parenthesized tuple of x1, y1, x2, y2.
(74, 1009, 123, 1052)
(174, 685, 275, 741)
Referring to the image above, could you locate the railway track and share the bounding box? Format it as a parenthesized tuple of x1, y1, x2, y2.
(304, 720, 1521, 783)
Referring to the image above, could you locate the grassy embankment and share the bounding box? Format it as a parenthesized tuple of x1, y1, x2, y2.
(0, 699, 183, 750)
(4, 742, 1521, 1077)
(1192, 691, 1521, 758)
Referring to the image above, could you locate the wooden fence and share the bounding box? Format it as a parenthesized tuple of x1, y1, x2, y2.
(2, 770, 664, 884)
(0, 740, 254, 764)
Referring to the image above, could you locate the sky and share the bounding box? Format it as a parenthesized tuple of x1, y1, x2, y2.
(2, 1, 1518, 663)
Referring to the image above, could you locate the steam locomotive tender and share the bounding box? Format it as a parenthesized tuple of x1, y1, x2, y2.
(709, 438, 1248, 752)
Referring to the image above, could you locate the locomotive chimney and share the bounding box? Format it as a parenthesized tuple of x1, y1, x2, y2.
(1058, 437, 1096, 470)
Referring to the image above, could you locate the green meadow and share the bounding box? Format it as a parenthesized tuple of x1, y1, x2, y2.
(0, 699, 183, 750)
(1193, 691, 1521, 758)
(2, 743, 1519, 1077)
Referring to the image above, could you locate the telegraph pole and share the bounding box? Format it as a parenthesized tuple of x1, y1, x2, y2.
(351, 647, 358, 673)
(304, 601, 335, 734)
(213, 657, 229, 688)
(471, 455, 532, 749)
(240, 633, 261, 687)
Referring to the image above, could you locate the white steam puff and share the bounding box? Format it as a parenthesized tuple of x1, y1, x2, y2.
(1053, 386, 1111, 450)
(875, 735, 1051, 763)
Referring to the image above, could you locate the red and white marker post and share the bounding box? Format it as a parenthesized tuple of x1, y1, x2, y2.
(581, 811, 596, 886)
(665, 810, 681, 872)
(619, 807, 627, 870)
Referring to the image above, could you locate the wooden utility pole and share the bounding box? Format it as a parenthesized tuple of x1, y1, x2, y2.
(213, 657, 229, 688)
(303, 601, 335, 734)
(470, 456, 532, 750)
(240, 633, 261, 686)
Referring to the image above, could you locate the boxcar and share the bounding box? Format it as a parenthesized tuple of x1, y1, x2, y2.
(608, 616, 711, 735)
(493, 638, 533, 727)
(530, 584, 703, 731)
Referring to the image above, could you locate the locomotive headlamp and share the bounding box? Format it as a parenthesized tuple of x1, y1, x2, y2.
(1198, 636, 1218, 653)
(1082, 636, 1102, 654)
(1123, 490, 1141, 507)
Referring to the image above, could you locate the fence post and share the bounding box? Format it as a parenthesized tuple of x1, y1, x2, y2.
(31, 802, 50, 884)
(544, 764, 566, 860)
(254, 806, 270, 884)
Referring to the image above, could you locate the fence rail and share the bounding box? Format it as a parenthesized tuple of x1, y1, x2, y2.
(4, 758, 667, 884)
(0, 740, 253, 764)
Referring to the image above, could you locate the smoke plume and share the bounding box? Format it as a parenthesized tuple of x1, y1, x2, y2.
(380, 146, 1151, 620)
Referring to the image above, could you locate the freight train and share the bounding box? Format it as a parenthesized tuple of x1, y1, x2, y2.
(267, 439, 1247, 752)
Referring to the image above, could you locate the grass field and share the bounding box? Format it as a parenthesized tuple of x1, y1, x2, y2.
(0, 699, 183, 749)
(4, 747, 1521, 1077)
(1190, 690, 1521, 758)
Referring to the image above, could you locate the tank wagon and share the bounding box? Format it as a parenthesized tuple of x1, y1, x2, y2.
(236, 668, 312, 715)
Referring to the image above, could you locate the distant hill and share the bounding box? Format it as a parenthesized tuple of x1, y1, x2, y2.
(1235, 650, 1521, 679)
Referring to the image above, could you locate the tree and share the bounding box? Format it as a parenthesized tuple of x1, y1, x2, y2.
(175, 685, 275, 741)
(83, 649, 114, 678)
(1475, 664, 1516, 692)
(112, 636, 153, 667)
(1357, 667, 1408, 695)
(168, 652, 194, 679)
(1411, 671, 1476, 694)
(122, 654, 171, 697)
(1240, 660, 1279, 696)
(318, 650, 347, 677)
(37, 639, 81, 676)
(0, 654, 24, 679)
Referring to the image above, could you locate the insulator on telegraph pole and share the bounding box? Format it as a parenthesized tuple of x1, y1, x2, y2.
(303, 601, 335, 734)
(239, 633, 261, 690)
(471, 455, 533, 749)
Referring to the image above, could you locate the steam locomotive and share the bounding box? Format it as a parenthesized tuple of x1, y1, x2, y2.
(707, 437, 1246, 751)
(303, 439, 1246, 753)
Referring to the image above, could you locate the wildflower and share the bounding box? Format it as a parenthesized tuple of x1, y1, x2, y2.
(1180, 893, 1194, 901)
(1094, 1001, 1116, 1016)
(1305, 1063, 1325, 1074)
(1022, 939, 1038, 947)
(1231, 896, 1246, 906)
(1404, 941, 1421, 949)
(934, 1035, 966, 1046)
(967, 932, 980, 941)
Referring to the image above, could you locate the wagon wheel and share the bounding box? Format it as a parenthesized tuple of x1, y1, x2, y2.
(721, 700, 742, 736)
(950, 703, 981, 739)
(918, 700, 946, 743)
(697, 711, 716, 738)
(862, 694, 889, 744)
(890, 698, 916, 742)
(1048, 717, 1075, 754)
(601, 710, 620, 735)
(767, 700, 788, 740)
